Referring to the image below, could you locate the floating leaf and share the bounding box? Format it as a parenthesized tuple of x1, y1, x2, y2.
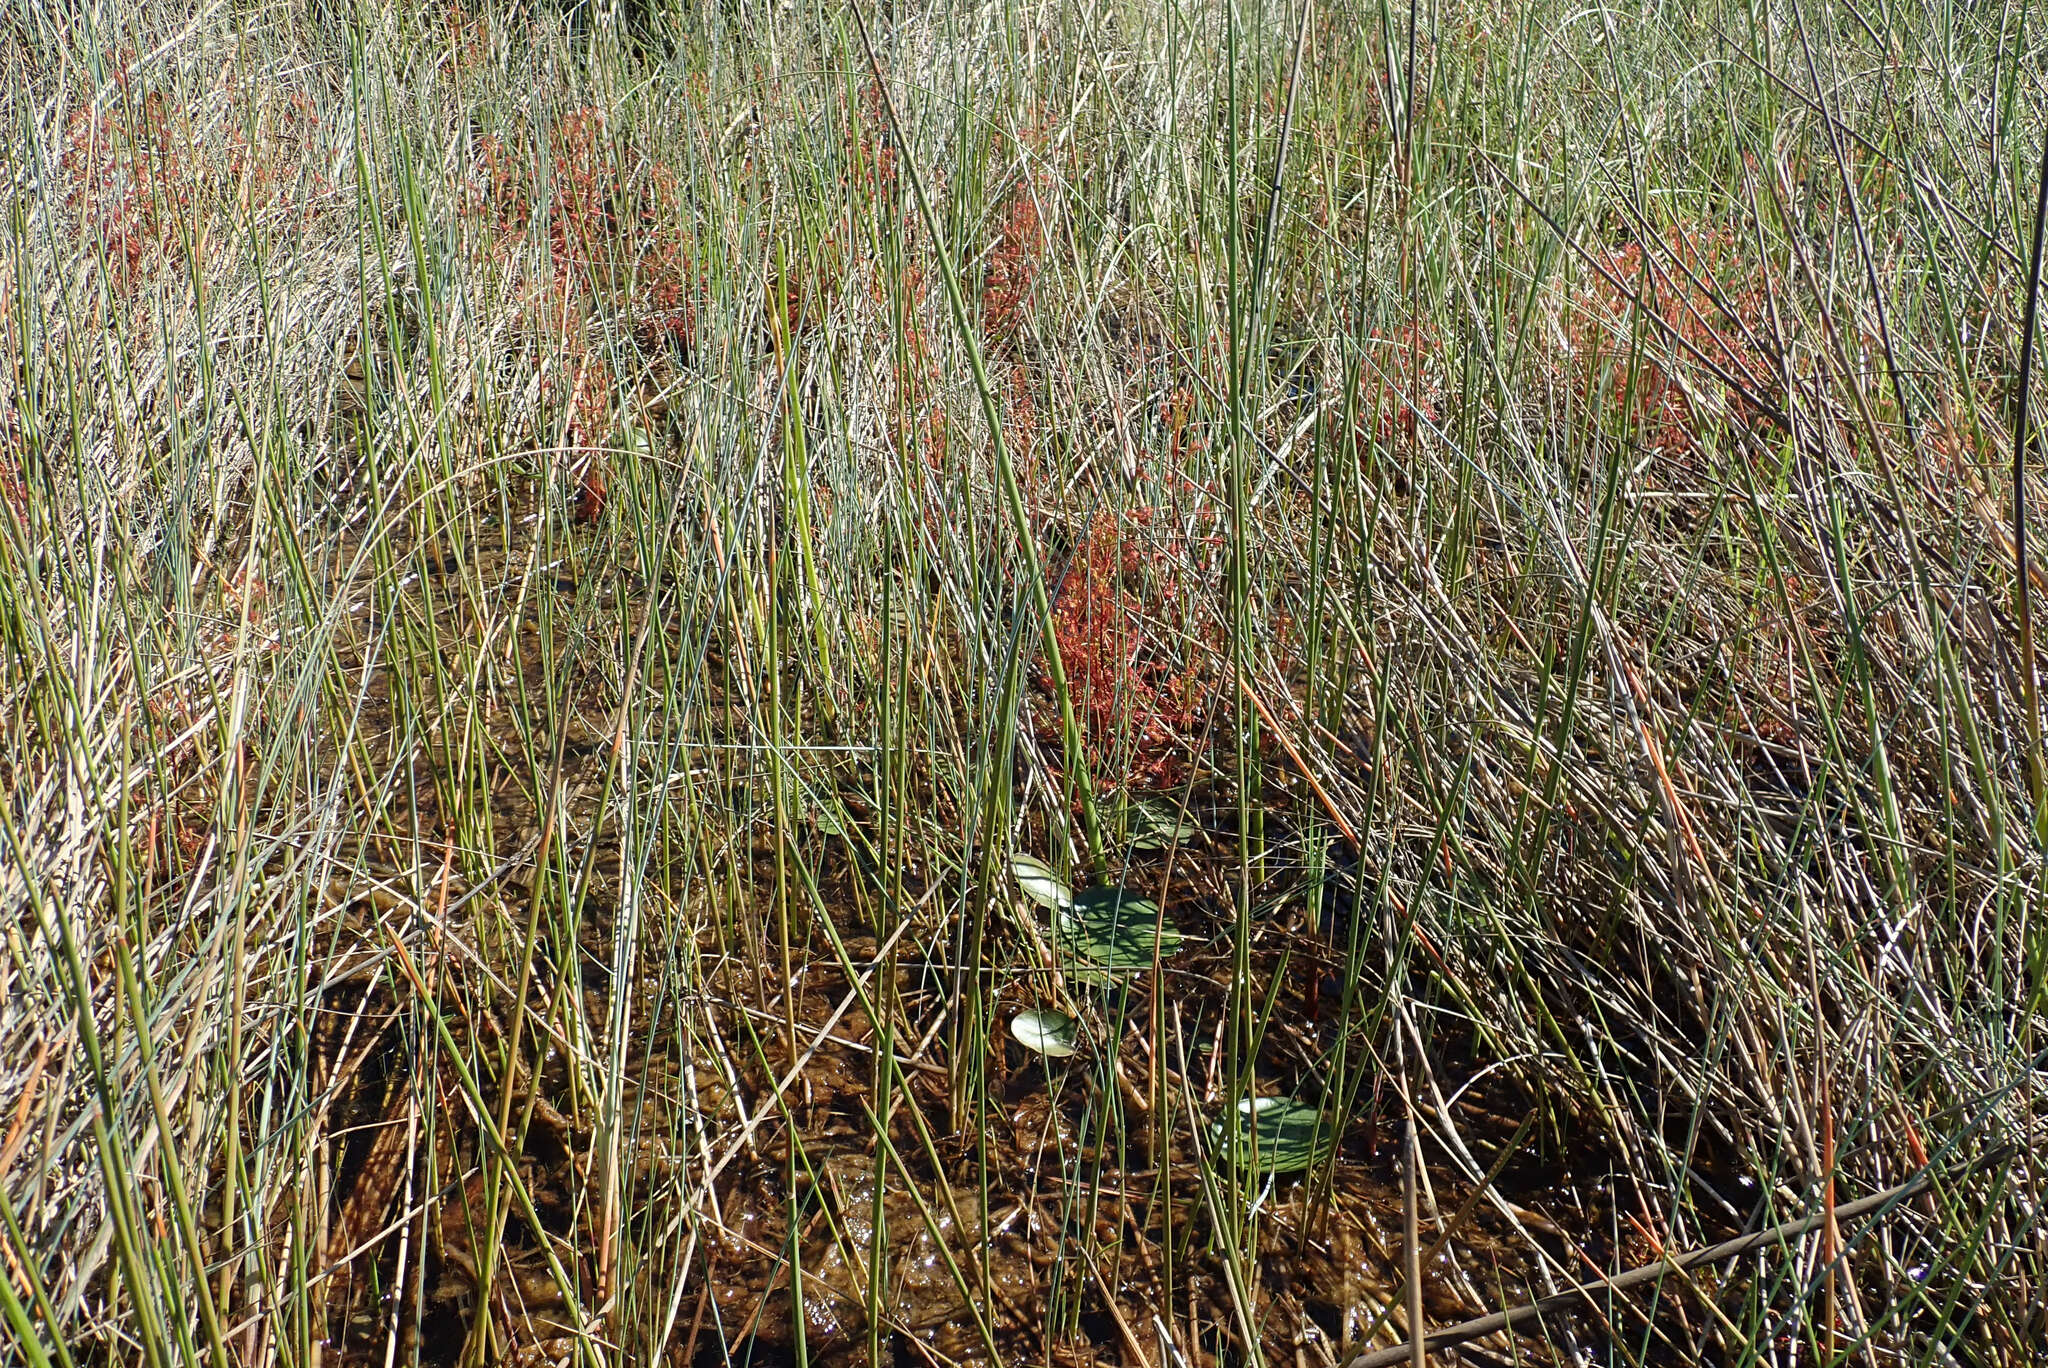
(1213, 1096, 1335, 1175)
(1012, 853, 1073, 910)
(1008, 1008, 1079, 1058)
(614, 421, 656, 457)
(1130, 801, 1203, 851)
(1055, 886, 1183, 973)
(809, 801, 849, 837)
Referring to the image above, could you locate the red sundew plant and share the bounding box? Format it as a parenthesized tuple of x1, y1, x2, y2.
(478, 107, 702, 338)
(1156, 384, 1213, 476)
(1148, 385, 1230, 514)
(628, 158, 701, 351)
(566, 342, 615, 452)
(438, 2, 493, 76)
(0, 415, 26, 519)
(61, 62, 330, 298)
(981, 176, 1045, 343)
(574, 461, 609, 523)
(1368, 314, 1443, 450)
(471, 132, 531, 248)
(1036, 509, 1212, 793)
(849, 80, 902, 202)
(62, 82, 190, 296)
(546, 106, 622, 290)
(868, 252, 951, 470)
(1572, 222, 1769, 455)
(472, 105, 703, 496)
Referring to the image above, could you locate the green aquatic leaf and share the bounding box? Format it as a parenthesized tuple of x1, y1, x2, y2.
(809, 799, 849, 836)
(1054, 886, 1183, 973)
(1008, 1008, 1080, 1058)
(614, 421, 656, 457)
(1213, 1096, 1335, 1175)
(1012, 853, 1073, 910)
(1130, 801, 1203, 851)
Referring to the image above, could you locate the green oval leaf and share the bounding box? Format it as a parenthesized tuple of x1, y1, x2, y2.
(1008, 1008, 1079, 1058)
(1056, 887, 1183, 972)
(1130, 801, 1203, 851)
(1012, 853, 1073, 910)
(611, 420, 657, 460)
(1212, 1097, 1335, 1175)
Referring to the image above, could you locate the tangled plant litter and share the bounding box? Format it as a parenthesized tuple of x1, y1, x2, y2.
(0, 1, 2044, 1365)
